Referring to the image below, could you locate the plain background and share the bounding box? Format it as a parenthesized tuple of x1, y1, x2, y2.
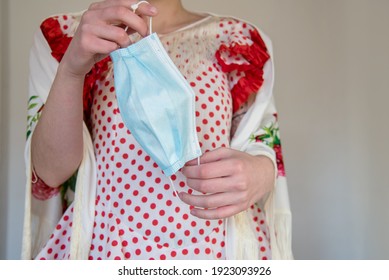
(1, 0, 388, 260)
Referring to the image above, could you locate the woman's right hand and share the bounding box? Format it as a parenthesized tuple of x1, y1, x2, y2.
(61, 0, 158, 78)
(31, 1, 157, 187)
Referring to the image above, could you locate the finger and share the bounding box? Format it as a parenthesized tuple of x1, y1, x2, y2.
(99, 6, 149, 35)
(179, 191, 245, 210)
(191, 204, 244, 220)
(200, 147, 232, 163)
(130, 1, 158, 16)
(182, 158, 236, 180)
(185, 147, 232, 166)
(186, 177, 240, 194)
(83, 5, 150, 37)
(89, 0, 158, 17)
(88, 23, 131, 48)
(76, 32, 120, 56)
(185, 156, 201, 167)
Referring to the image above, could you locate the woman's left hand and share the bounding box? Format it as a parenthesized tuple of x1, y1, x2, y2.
(180, 147, 275, 219)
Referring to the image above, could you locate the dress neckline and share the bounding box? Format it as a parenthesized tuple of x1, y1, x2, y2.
(158, 14, 213, 37)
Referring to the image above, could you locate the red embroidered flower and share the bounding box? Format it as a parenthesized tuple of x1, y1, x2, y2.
(273, 144, 286, 177)
(215, 28, 270, 113)
(40, 17, 72, 62)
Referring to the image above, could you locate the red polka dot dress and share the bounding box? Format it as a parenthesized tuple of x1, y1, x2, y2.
(31, 14, 273, 260)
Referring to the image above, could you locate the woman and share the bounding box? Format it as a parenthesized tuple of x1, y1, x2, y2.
(23, 0, 292, 260)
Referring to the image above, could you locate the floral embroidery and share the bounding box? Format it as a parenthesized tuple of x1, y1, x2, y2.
(40, 17, 72, 62)
(26, 95, 43, 139)
(250, 114, 286, 177)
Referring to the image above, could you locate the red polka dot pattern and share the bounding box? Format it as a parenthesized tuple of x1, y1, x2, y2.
(35, 15, 271, 260)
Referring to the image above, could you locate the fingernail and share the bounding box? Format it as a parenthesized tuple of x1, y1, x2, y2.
(150, 6, 158, 14)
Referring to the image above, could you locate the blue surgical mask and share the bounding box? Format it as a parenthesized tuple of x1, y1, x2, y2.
(110, 32, 202, 177)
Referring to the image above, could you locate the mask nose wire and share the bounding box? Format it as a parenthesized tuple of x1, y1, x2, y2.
(125, 1, 153, 35)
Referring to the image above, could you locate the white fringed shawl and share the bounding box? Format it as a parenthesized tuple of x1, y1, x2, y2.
(227, 28, 293, 260)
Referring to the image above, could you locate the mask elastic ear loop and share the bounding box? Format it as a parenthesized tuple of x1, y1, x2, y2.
(126, 1, 153, 35)
(169, 176, 180, 200)
(170, 157, 201, 202)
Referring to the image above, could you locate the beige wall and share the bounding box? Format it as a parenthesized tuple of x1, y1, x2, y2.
(1, 0, 388, 259)
(0, 0, 9, 260)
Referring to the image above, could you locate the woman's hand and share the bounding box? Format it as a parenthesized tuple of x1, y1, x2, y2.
(61, 0, 158, 78)
(180, 147, 275, 220)
(31, 0, 157, 187)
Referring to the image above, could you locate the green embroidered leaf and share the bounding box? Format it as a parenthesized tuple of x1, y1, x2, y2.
(28, 95, 39, 103)
(274, 135, 281, 145)
(258, 134, 270, 141)
(28, 103, 38, 110)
